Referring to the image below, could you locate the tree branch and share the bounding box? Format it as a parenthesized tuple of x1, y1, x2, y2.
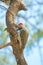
(0, 42, 12, 49)
(0, 0, 10, 5)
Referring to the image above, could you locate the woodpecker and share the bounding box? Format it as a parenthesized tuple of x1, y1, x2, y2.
(17, 22, 28, 49)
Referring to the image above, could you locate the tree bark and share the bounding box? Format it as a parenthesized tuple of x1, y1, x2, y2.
(13, 46, 27, 65)
(15, 53, 27, 65)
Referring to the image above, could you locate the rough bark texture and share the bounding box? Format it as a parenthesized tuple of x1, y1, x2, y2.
(0, 0, 28, 65)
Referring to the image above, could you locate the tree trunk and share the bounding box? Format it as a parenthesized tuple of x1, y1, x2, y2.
(12, 42, 27, 65)
(0, 0, 28, 65)
(16, 54, 27, 65)
(13, 51, 27, 65)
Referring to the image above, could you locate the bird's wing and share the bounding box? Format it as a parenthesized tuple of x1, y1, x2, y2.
(20, 29, 28, 49)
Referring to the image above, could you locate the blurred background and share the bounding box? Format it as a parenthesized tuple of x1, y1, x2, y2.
(0, 0, 43, 65)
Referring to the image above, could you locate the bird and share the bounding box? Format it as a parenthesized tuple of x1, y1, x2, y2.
(16, 22, 29, 52)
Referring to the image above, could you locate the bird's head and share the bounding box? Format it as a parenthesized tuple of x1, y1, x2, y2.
(17, 23, 25, 31)
(18, 23, 24, 27)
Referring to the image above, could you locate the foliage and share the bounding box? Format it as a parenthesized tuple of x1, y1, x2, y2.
(0, 23, 9, 46)
(28, 30, 43, 48)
